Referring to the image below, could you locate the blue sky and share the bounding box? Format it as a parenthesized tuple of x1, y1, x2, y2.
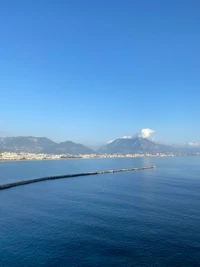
(1, 0, 200, 146)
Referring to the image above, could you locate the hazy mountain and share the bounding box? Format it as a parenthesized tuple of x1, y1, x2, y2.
(99, 137, 180, 154)
(0, 137, 56, 153)
(0, 136, 95, 155)
(55, 141, 94, 155)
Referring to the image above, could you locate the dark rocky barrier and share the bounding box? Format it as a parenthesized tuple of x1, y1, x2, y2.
(0, 166, 156, 191)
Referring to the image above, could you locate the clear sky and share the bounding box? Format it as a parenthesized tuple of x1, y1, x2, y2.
(1, 0, 200, 146)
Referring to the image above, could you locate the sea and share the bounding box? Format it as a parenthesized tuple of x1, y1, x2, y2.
(0, 157, 200, 267)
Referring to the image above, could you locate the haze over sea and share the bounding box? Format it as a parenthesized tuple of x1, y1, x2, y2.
(0, 157, 200, 267)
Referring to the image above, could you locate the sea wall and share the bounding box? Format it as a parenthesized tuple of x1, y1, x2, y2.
(0, 166, 156, 191)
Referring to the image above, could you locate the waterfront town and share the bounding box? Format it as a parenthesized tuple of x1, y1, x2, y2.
(0, 151, 199, 161)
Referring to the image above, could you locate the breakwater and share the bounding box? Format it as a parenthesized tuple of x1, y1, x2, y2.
(0, 166, 156, 191)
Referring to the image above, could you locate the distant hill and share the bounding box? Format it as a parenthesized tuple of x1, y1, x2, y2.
(55, 141, 94, 155)
(0, 136, 94, 155)
(99, 137, 181, 154)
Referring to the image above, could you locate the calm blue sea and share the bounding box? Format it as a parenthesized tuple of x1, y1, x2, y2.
(0, 157, 200, 267)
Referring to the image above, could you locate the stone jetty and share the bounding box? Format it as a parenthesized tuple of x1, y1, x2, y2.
(0, 166, 156, 191)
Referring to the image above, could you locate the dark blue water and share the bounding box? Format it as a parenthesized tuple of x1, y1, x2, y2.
(0, 157, 200, 267)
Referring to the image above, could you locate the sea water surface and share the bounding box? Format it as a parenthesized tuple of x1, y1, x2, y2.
(0, 157, 200, 267)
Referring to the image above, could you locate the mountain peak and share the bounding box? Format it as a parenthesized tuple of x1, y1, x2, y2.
(99, 137, 175, 154)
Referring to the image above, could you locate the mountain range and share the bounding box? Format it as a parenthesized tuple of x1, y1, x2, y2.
(0, 136, 200, 155)
(99, 137, 177, 154)
(99, 137, 200, 154)
(0, 137, 94, 155)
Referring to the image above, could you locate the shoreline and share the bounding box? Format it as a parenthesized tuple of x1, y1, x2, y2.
(0, 154, 199, 163)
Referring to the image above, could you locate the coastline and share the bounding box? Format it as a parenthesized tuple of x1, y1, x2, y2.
(0, 153, 199, 163)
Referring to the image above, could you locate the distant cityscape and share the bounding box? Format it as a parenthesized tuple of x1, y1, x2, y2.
(0, 151, 200, 161)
